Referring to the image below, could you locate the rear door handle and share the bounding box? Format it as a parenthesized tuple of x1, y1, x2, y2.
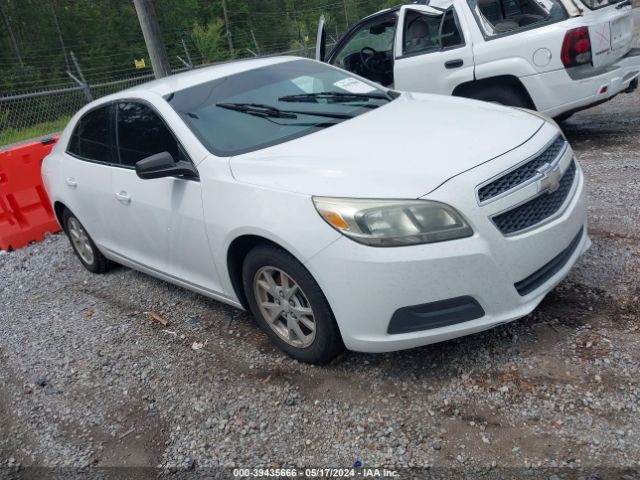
(445, 59, 463, 69)
(65, 177, 78, 188)
(115, 191, 131, 205)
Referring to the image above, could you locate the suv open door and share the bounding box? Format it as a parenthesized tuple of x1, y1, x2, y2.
(315, 15, 327, 62)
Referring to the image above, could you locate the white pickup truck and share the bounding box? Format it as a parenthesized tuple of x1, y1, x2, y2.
(315, 0, 640, 119)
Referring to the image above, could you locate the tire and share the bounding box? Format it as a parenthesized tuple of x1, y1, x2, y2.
(62, 209, 113, 274)
(242, 244, 344, 364)
(554, 112, 574, 123)
(468, 85, 533, 109)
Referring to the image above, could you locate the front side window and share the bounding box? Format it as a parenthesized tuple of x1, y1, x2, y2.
(67, 105, 113, 163)
(469, 0, 567, 37)
(166, 60, 394, 157)
(116, 102, 180, 167)
(331, 15, 397, 86)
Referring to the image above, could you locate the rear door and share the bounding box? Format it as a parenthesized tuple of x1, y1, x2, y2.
(393, 5, 475, 95)
(63, 104, 116, 246)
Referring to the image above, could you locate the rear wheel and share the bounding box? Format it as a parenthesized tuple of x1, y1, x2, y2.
(242, 245, 344, 364)
(63, 209, 113, 273)
(554, 112, 574, 123)
(468, 85, 533, 108)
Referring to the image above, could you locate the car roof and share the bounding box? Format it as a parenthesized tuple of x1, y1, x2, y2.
(362, 0, 454, 21)
(114, 56, 299, 99)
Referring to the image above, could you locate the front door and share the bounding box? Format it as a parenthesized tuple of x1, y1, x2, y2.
(104, 101, 221, 293)
(393, 5, 475, 95)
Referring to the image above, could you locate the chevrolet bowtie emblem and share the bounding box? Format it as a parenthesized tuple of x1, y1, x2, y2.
(536, 162, 563, 194)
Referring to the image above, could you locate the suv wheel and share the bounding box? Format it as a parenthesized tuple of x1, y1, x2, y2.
(242, 245, 344, 364)
(63, 209, 113, 273)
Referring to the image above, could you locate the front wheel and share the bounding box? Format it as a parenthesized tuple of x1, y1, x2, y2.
(242, 245, 344, 364)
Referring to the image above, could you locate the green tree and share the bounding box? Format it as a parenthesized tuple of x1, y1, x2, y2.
(191, 18, 226, 63)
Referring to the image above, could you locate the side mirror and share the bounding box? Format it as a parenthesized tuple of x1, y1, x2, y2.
(135, 151, 198, 180)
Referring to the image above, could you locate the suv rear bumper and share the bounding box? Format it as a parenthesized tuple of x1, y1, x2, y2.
(524, 48, 640, 118)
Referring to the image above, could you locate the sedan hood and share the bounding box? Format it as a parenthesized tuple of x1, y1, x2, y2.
(230, 93, 545, 199)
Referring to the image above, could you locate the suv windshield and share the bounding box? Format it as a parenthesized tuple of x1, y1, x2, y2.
(166, 60, 393, 156)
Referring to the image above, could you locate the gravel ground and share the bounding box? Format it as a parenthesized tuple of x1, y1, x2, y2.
(2, 29, 640, 480)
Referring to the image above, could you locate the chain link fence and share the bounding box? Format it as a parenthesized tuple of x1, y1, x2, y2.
(0, 44, 317, 148)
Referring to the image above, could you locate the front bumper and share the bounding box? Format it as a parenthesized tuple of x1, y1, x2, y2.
(524, 48, 640, 118)
(305, 123, 589, 352)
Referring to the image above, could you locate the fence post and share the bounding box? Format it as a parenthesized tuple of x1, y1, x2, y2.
(181, 38, 193, 67)
(67, 51, 93, 102)
(177, 39, 192, 69)
(250, 29, 261, 56)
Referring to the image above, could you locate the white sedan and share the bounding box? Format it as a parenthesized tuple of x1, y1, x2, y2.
(42, 57, 589, 363)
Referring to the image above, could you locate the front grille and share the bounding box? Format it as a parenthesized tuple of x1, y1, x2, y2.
(478, 136, 566, 202)
(493, 160, 577, 235)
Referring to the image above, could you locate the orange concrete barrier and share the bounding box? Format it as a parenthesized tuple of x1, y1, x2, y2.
(0, 137, 61, 251)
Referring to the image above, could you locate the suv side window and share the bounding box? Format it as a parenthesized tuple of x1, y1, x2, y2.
(441, 9, 464, 48)
(116, 102, 182, 168)
(67, 105, 114, 163)
(402, 9, 464, 56)
(469, 0, 568, 38)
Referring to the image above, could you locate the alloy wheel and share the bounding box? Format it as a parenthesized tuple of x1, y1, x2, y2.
(67, 217, 95, 265)
(253, 266, 316, 348)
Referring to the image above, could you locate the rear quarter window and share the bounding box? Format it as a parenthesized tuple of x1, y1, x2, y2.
(469, 0, 568, 38)
(578, 0, 618, 9)
(67, 105, 114, 163)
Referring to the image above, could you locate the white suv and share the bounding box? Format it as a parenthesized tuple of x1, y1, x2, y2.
(316, 0, 639, 119)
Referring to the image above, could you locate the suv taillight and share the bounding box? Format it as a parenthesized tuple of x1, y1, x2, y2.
(561, 27, 592, 68)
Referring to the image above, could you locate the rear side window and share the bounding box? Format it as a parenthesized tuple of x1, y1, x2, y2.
(403, 11, 442, 55)
(116, 102, 180, 167)
(402, 9, 464, 56)
(469, 0, 568, 37)
(67, 105, 113, 163)
(579, 0, 617, 9)
(441, 10, 464, 48)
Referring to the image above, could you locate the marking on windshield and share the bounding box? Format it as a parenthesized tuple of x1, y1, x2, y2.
(333, 77, 377, 94)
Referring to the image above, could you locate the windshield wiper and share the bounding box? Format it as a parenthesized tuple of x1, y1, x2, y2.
(278, 91, 389, 104)
(216, 102, 354, 119)
(216, 102, 297, 118)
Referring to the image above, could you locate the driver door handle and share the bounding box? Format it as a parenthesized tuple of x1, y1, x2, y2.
(115, 191, 131, 205)
(65, 177, 78, 188)
(445, 59, 464, 69)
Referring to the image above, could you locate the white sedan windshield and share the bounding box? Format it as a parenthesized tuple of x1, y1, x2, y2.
(166, 60, 394, 156)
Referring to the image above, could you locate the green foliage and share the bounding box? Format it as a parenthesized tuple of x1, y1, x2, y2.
(0, 0, 397, 93)
(0, 116, 70, 146)
(191, 19, 226, 63)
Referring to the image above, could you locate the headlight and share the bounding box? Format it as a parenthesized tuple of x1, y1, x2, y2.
(313, 197, 473, 247)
